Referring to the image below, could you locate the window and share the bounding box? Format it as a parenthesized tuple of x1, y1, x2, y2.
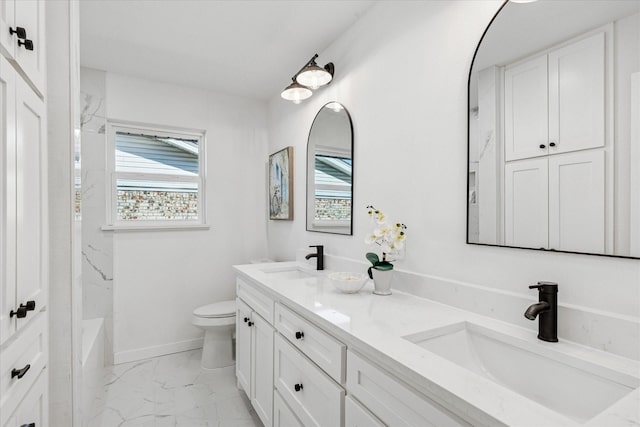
(107, 124, 205, 227)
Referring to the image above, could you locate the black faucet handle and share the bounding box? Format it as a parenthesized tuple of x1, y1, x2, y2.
(529, 282, 558, 291)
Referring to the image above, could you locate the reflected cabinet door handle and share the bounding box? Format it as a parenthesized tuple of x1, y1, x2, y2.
(539, 144, 546, 149)
(549, 142, 556, 147)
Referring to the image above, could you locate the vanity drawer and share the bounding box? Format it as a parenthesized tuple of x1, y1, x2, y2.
(274, 390, 304, 427)
(0, 312, 47, 427)
(275, 302, 346, 383)
(346, 350, 470, 427)
(237, 277, 274, 324)
(275, 334, 344, 427)
(2, 367, 48, 427)
(345, 395, 386, 427)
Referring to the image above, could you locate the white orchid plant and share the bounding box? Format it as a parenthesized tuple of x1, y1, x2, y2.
(365, 205, 407, 278)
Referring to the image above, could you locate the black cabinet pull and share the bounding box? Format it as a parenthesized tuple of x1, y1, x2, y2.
(539, 144, 546, 149)
(247, 321, 253, 327)
(295, 331, 304, 340)
(18, 39, 33, 51)
(21, 423, 35, 427)
(549, 142, 556, 147)
(24, 300, 35, 311)
(294, 383, 303, 392)
(10, 306, 27, 318)
(9, 26, 26, 39)
(11, 364, 30, 379)
(243, 317, 249, 323)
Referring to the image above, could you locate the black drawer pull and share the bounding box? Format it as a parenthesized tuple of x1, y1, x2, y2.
(9, 26, 26, 39)
(11, 364, 30, 379)
(295, 331, 304, 340)
(294, 383, 303, 392)
(539, 144, 546, 149)
(18, 39, 33, 51)
(549, 141, 556, 147)
(10, 306, 27, 318)
(243, 317, 249, 323)
(247, 321, 253, 327)
(24, 300, 36, 311)
(21, 423, 35, 427)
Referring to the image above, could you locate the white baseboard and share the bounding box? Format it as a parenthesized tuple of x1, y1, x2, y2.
(113, 337, 204, 365)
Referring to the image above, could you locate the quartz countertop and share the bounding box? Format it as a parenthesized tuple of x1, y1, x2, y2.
(234, 262, 640, 427)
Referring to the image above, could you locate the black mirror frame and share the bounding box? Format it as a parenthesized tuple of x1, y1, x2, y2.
(465, 0, 638, 260)
(306, 102, 355, 236)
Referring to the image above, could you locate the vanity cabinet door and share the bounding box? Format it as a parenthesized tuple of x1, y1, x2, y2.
(346, 351, 469, 427)
(235, 298, 252, 395)
(275, 334, 344, 427)
(251, 312, 274, 427)
(345, 395, 385, 427)
(274, 391, 304, 427)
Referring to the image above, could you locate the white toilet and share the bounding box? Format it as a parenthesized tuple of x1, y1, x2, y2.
(191, 300, 236, 370)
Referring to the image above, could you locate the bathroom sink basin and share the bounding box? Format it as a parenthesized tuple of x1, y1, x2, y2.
(403, 322, 639, 422)
(260, 265, 316, 280)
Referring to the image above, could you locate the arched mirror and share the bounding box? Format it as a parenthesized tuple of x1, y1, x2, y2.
(306, 102, 354, 235)
(467, 0, 639, 258)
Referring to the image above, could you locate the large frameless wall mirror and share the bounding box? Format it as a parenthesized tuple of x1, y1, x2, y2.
(467, 0, 640, 258)
(306, 102, 354, 235)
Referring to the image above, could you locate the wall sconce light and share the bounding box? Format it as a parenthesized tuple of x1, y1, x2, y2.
(281, 54, 334, 104)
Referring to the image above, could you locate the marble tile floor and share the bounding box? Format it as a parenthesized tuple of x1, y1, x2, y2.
(87, 349, 262, 427)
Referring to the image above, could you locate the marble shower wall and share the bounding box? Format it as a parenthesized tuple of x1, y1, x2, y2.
(81, 67, 114, 364)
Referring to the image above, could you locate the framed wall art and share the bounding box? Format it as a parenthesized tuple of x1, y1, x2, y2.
(269, 146, 293, 220)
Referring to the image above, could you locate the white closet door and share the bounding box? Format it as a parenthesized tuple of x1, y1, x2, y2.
(549, 32, 605, 154)
(549, 150, 605, 253)
(504, 55, 549, 161)
(236, 298, 252, 396)
(251, 313, 274, 427)
(0, 0, 16, 60)
(0, 56, 16, 345)
(15, 76, 46, 332)
(13, 0, 46, 96)
(505, 158, 549, 248)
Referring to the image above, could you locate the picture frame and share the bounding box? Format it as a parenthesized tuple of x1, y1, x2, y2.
(269, 146, 294, 220)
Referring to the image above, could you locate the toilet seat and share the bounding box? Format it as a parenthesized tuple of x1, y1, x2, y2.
(193, 300, 235, 318)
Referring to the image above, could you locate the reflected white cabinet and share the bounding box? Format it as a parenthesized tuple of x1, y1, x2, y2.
(3, 367, 48, 427)
(505, 151, 604, 252)
(505, 32, 605, 161)
(549, 150, 605, 253)
(504, 158, 549, 249)
(235, 284, 274, 427)
(0, 0, 45, 96)
(504, 55, 548, 161)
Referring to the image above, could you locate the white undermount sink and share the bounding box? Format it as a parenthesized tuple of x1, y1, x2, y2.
(403, 322, 639, 423)
(259, 265, 316, 280)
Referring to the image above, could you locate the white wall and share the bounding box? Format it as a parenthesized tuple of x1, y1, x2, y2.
(103, 73, 269, 362)
(266, 1, 640, 356)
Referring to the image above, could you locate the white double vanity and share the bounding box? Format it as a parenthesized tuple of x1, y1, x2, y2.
(234, 262, 640, 427)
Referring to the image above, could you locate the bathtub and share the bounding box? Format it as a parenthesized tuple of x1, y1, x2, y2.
(82, 318, 105, 426)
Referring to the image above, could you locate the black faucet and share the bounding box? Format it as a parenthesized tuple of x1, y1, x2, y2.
(305, 245, 324, 270)
(524, 281, 558, 342)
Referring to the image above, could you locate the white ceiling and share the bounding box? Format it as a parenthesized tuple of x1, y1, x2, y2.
(79, 0, 374, 101)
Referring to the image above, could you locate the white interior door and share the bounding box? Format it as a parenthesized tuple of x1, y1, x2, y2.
(504, 55, 549, 161)
(505, 158, 549, 249)
(549, 150, 605, 253)
(15, 76, 46, 332)
(548, 32, 605, 154)
(0, 56, 16, 345)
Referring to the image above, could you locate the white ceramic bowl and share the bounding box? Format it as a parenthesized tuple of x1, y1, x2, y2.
(328, 272, 368, 294)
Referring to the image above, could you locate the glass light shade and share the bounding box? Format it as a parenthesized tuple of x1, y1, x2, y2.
(296, 64, 333, 90)
(281, 81, 312, 104)
(326, 101, 344, 112)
